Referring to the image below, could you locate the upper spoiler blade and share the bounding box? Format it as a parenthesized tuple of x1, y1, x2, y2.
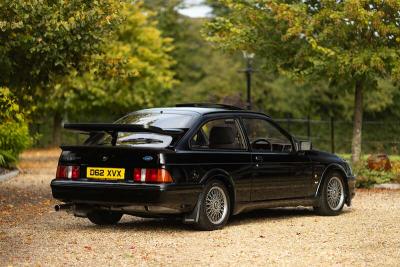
(63, 123, 184, 136)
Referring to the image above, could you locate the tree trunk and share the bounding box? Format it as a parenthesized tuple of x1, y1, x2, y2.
(351, 80, 363, 164)
(52, 112, 62, 147)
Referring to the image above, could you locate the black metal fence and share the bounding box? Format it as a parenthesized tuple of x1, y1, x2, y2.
(275, 118, 400, 155)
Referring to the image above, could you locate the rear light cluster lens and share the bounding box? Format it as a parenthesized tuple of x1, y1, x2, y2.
(133, 168, 173, 183)
(56, 165, 80, 180)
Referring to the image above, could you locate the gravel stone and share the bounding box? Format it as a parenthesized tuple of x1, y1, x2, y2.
(1, 149, 400, 266)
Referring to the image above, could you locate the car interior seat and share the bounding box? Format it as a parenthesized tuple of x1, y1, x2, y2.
(209, 126, 239, 149)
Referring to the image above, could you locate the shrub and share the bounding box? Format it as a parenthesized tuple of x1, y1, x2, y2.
(0, 150, 17, 168)
(0, 88, 31, 168)
(355, 168, 395, 188)
(353, 161, 399, 188)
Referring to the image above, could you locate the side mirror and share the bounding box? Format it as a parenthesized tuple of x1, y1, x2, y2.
(299, 141, 312, 151)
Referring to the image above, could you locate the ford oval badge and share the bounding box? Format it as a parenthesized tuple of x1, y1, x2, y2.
(143, 156, 153, 162)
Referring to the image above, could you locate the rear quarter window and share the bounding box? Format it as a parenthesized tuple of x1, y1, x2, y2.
(190, 118, 246, 150)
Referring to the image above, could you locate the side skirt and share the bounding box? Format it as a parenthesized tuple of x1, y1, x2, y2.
(233, 197, 317, 215)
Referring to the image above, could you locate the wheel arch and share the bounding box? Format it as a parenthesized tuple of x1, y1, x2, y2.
(199, 168, 236, 214)
(316, 163, 350, 205)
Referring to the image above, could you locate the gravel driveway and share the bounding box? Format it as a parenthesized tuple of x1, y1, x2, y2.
(1, 149, 400, 266)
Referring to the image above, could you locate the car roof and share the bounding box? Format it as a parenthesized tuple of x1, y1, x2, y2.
(137, 107, 270, 117)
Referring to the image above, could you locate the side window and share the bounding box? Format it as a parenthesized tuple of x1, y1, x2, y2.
(243, 118, 292, 152)
(190, 118, 246, 150)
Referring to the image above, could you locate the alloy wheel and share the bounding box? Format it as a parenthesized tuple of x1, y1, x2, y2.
(205, 186, 228, 224)
(326, 176, 345, 211)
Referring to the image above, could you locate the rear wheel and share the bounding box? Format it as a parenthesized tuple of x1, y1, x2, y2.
(314, 172, 346, 216)
(87, 210, 123, 225)
(196, 180, 230, 231)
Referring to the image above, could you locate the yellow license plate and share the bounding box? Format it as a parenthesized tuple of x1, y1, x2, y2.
(86, 167, 125, 180)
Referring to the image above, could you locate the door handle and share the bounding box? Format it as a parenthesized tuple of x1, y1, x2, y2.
(255, 156, 263, 162)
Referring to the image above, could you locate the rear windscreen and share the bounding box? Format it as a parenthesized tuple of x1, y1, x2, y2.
(115, 112, 193, 129)
(99, 132, 173, 148)
(86, 112, 193, 148)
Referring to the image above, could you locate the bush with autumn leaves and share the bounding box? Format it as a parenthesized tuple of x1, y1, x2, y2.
(353, 155, 400, 188)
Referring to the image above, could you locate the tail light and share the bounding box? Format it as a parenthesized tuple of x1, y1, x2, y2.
(133, 168, 173, 183)
(56, 165, 80, 180)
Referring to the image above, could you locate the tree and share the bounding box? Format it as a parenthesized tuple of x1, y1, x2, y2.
(0, 0, 121, 91)
(0, 0, 122, 144)
(46, 1, 177, 143)
(206, 0, 400, 163)
(143, 0, 248, 105)
(205, 0, 231, 16)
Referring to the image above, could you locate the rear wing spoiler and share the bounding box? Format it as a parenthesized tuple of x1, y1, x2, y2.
(64, 123, 184, 146)
(64, 123, 184, 136)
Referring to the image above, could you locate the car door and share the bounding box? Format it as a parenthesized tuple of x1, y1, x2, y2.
(189, 117, 253, 202)
(241, 117, 313, 201)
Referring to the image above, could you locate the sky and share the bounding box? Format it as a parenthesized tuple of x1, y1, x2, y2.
(178, 0, 212, 18)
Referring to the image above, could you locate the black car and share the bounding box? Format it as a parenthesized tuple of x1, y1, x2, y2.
(51, 103, 355, 230)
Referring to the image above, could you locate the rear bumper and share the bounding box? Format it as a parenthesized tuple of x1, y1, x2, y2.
(51, 179, 202, 212)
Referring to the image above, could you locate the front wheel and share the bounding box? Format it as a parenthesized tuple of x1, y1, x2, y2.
(87, 210, 123, 225)
(314, 172, 346, 216)
(195, 180, 230, 231)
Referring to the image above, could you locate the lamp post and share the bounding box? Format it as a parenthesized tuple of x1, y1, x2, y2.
(241, 51, 255, 110)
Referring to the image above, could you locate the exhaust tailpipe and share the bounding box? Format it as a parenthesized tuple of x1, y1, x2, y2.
(54, 203, 91, 217)
(54, 203, 73, 212)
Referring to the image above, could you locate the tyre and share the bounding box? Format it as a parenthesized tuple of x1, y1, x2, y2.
(87, 210, 123, 225)
(195, 180, 231, 231)
(314, 172, 346, 216)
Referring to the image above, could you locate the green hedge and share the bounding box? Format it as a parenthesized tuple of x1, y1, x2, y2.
(0, 88, 31, 168)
